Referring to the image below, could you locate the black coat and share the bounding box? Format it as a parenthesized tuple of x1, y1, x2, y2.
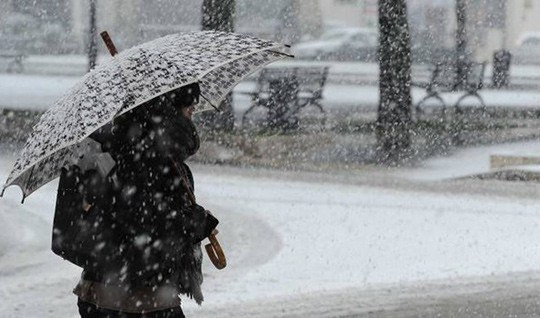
(52, 99, 218, 297)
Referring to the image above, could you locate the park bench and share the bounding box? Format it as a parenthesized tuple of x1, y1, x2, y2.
(0, 50, 25, 73)
(414, 60, 486, 119)
(241, 66, 329, 128)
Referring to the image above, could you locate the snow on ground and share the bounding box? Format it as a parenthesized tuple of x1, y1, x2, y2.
(0, 74, 77, 111)
(192, 170, 540, 305)
(2, 68, 540, 316)
(398, 139, 540, 181)
(3, 73, 540, 113)
(2, 144, 540, 317)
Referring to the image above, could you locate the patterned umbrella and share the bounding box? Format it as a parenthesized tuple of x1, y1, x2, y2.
(2, 31, 291, 201)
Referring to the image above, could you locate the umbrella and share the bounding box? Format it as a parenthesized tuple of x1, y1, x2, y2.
(2, 31, 291, 201)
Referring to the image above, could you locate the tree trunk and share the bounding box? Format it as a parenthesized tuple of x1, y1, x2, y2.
(376, 0, 413, 164)
(88, 0, 98, 72)
(202, 0, 235, 32)
(200, 0, 235, 131)
(456, 0, 468, 89)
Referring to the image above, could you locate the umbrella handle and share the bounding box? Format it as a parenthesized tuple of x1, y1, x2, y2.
(100, 31, 118, 57)
(205, 233, 227, 270)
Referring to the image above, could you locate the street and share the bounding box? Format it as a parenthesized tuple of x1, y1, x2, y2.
(2, 142, 540, 317)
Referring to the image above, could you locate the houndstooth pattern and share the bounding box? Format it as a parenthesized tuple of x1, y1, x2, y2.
(3, 31, 289, 199)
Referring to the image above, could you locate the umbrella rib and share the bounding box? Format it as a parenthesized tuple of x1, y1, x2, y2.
(21, 165, 35, 203)
(197, 44, 288, 80)
(268, 50, 295, 58)
(193, 46, 291, 113)
(199, 92, 221, 112)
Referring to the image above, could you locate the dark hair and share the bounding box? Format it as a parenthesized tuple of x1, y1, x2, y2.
(167, 83, 200, 108)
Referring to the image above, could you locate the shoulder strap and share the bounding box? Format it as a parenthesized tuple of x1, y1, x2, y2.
(169, 156, 196, 205)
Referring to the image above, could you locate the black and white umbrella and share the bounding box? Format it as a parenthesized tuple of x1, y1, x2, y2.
(2, 31, 290, 201)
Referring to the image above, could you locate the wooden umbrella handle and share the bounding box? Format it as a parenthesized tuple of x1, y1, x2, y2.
(100, 31, 118, 57)
(205, 233, 227, 270)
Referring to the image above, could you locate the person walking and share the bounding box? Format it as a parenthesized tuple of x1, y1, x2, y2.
(54, 83, 218, 318)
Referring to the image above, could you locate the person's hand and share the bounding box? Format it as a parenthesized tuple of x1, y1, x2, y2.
(211, 228, 219, 236)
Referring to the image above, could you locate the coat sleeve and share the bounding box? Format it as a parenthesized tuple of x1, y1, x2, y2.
(182, 204, 219, 244)
(171, 164, 219, 244)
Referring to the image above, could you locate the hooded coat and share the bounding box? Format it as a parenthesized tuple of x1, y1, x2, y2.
(52, 95, 218, 309)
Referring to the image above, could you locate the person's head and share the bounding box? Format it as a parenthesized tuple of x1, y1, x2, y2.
(167, 83, 200, 119)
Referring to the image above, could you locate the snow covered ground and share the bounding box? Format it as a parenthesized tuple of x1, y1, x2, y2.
(3, 73, 540, 114)
(398, 139, 540, 181)
(1, 140, 540, 317)
(0, 74, 76, 111)
(2, 64, 540, 316)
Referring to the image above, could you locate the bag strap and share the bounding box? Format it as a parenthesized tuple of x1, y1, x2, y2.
(169, 156, 196, 205)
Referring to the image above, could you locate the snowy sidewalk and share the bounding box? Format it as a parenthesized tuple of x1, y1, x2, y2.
(398, 139, 540, 181)
(1, 150, 540, 316)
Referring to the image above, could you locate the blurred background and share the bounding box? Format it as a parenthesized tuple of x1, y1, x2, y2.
(2, 0, 540, 166)
(0, 0, 532, 63)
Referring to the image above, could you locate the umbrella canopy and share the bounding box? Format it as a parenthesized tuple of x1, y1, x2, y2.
(2, 31, 290, 201)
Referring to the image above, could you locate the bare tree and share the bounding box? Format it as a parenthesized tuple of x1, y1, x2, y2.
(201, 0, 235, 131)
(202, 0, 235, 32)
(376, 0, 413, 164)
